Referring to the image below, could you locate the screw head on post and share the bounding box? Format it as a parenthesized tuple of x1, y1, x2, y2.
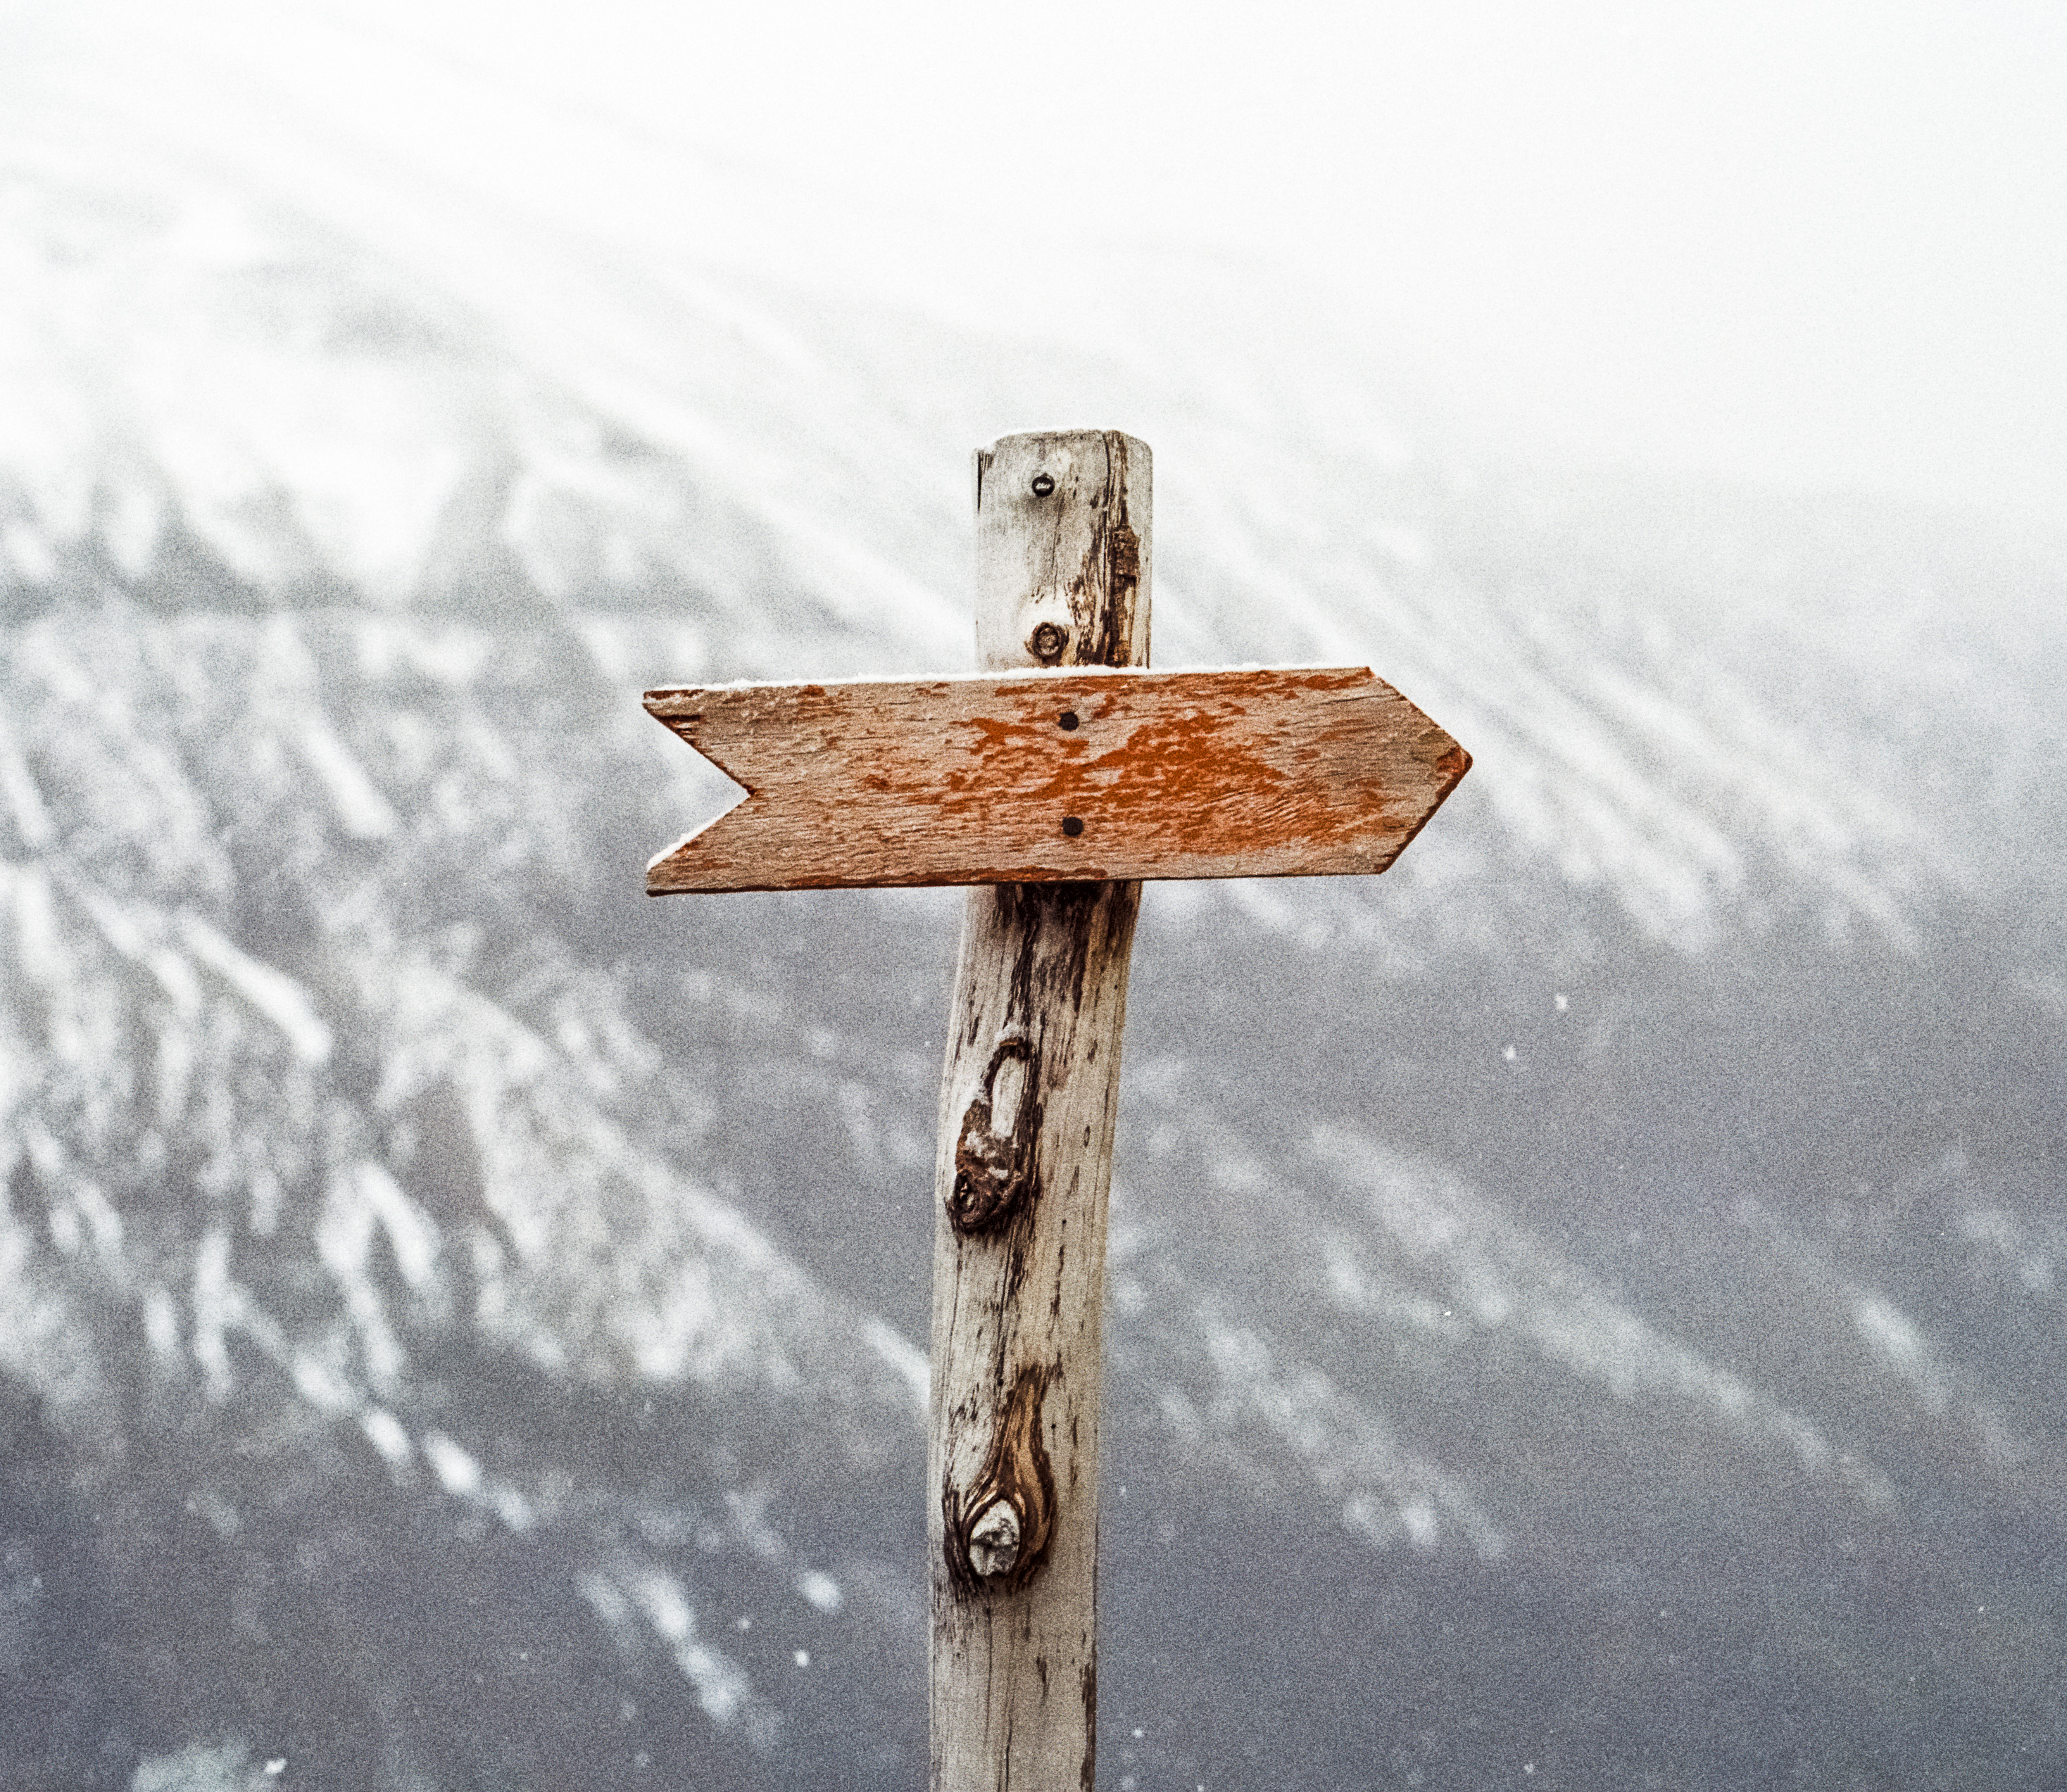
(1028, 621, 1069, 664)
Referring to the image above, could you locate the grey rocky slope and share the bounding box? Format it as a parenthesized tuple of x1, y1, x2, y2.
(4, 96, 2067, 1792)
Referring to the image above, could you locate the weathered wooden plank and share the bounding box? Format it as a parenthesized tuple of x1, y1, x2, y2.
(928, 429, 1149, 1792)
(643, 665, 1469, 892)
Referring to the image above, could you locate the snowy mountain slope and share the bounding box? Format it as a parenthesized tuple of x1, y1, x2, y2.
(0, 602, 940, 1786)
(3, 11, 2066, 1789)
(8, 143, 2055, 962)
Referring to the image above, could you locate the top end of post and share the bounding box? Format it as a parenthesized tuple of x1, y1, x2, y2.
(972, 431, 1152, 674)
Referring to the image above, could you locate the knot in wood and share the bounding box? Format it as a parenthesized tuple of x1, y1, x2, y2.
(944, 1365, 1057, 1596)
(1106, 522, 1140, 588)
(966, 1500, 1022, 1578)
(948, 1034, 1041, 1232)
(1027, 619, 1069, 664)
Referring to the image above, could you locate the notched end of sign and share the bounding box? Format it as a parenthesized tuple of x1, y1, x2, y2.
(644, 809, 750, 894)
(641, 689, 754, 895)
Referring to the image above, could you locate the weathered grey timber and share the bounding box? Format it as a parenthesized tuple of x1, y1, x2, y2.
(927, 430, 1149, 1791)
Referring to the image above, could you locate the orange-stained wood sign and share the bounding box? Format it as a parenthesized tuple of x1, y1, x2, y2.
(644, 665, 1470, 893)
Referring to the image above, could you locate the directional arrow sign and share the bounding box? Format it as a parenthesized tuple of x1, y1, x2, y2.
(645, 665, 1469, 892)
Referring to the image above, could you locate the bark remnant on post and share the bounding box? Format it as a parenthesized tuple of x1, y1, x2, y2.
(929, 429, 1150, 1792)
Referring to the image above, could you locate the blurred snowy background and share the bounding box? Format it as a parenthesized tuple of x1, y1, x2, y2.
(2, 2, 2065, 1787)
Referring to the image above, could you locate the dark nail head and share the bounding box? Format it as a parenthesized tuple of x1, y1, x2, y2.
(1058, 711, 1079, 731)
(1030, 472, 1055, 496)
(1028, 621, 1067, 664)
(1062, 816, 1084, 838)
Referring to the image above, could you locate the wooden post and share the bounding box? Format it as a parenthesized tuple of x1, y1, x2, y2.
(641, 424, 1468, 1784)
(927, 430, 1150, 1791)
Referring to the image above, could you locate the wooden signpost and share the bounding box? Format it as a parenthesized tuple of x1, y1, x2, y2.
(643, 430, 1469, 1791)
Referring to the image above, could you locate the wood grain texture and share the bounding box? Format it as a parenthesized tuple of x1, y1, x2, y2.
(929, 430, 1147, 1792)
(643, 666, 1469, 892)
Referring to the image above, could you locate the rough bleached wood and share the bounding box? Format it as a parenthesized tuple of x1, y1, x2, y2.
(929, 430, 1148, 1792)
(643, 667, 1470, 892)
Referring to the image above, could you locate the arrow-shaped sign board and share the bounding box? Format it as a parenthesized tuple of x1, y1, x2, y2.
(646, 664, 1469, 892)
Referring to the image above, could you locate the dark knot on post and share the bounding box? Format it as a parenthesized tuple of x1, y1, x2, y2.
(949, 1033, 1041, 1232)
(1027, 619, 1069, 664)
(944, 1364, 1057, 1594)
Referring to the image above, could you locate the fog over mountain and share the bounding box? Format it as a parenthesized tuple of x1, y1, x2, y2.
(4, 13, 2067, 1792)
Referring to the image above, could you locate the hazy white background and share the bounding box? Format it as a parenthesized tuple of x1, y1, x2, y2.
(7, 0, 2062, 531)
